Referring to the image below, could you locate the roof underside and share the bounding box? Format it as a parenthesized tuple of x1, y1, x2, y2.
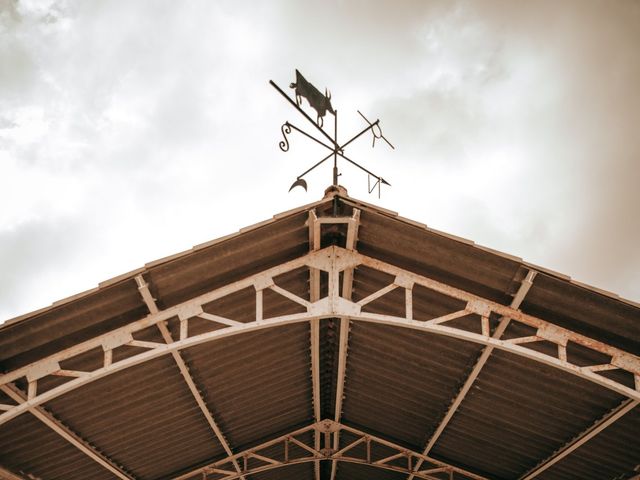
(1, 190, 639, 480)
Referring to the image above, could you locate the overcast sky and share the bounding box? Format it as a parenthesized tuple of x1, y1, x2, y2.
(1, 0, 639, 322)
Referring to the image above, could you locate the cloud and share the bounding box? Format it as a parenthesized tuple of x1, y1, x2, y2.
(0, 0, 638, 322)
(0, 216, 91, 319)
(360, 0, 640, 301)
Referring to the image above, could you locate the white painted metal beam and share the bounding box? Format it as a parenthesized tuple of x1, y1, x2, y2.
(0, 311, 319, 427)
(135, 275, 246, 480)
(329, 209, 360, 480)
(308, 210, 322, 480)
(0, 383, 134, 480)
(173, 420, 488, 480)
(329, 316, 349, 480)
(0, 251, 318, 387)
(349, 310, 639, 400)
(355, 252, 638, 367)
(408, 270, 537, 480)
(2, 246, 639, 430)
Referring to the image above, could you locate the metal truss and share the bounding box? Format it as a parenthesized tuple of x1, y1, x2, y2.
(306, 208, 362, 480)
(408, 269, 537, 480)
(307, 208, 361, 480)
(134, 275, 246, 480)
(1, 224, 639, 479)
(173, 420, 488, 480)
(1, 245, 639, 419)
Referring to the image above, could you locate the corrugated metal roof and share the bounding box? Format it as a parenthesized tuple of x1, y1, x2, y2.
(1, 189, 638, 480)
(535, 409, 640, 479)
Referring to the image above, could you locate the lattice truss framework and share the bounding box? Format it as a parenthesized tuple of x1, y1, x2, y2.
(176, 420, 486, 480)
(0, 209, 639, 480)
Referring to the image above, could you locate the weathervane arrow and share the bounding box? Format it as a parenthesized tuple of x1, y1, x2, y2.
(270, 69, 394, 197)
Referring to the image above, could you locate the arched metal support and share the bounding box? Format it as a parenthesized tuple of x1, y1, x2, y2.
(172, 420, 488, 480)
(408, 269, 538, 480)
(134, 275, 246, 480)
(1, 245, 639, 432)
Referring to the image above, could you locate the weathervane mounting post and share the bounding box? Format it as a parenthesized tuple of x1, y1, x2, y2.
(270, 69, 394, 197)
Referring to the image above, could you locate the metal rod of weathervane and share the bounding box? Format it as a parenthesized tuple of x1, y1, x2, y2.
(270, 69, 394, 196)
(333, 110, 338, 186)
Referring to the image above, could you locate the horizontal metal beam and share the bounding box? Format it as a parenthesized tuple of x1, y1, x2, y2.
(173, 420, 488, 480)
(2, 246, 639, 430)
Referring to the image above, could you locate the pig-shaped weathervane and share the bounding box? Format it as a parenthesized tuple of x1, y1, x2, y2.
(270, 69, 394, 196)
(290, 69, 334, 127)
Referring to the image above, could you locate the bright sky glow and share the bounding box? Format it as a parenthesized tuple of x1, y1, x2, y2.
(1, 0, 639, 321)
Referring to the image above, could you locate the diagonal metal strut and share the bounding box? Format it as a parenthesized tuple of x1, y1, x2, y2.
(408, 269, 537, 480)
(0, 383, 135, 480)
(519, 398, 639, 479)
(173, 420, 487, 480)
(135, 275, 246, 480)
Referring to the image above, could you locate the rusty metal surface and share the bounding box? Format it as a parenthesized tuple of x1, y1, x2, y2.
(1, 192, 639, 479)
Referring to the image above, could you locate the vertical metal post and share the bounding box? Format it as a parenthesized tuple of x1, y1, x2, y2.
(285, 438, 289, 463)
(366, 437, 371, 463)
(333, 110, 338, 185)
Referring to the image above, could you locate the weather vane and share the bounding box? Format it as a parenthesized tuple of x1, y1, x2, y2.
(270, 69, 394, 197)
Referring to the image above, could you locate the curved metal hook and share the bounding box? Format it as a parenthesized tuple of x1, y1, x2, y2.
(288, 178, 308, 192)
(279, 122, 292, 152)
